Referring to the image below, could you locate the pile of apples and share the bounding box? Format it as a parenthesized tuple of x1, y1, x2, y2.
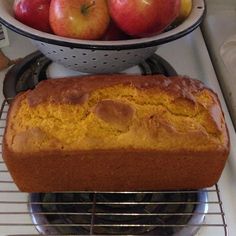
(13, 0, 191, 41)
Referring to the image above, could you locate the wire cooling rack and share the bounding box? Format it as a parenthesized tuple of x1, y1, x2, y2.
(0, 99, 228, 236)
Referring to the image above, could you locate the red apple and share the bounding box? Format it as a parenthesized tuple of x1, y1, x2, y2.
(49, 0, 110, 40)
(108, 0, 181, 38)
(13, 0, 51, 33)
(101, 20, 131, 41)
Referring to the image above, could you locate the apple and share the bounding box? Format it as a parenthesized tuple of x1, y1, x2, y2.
(49, 0, 110, 40)
(175, 0, 192, 23)
(13, 0, 51, 33)
(108, 0, 181, 38)
(101, 20, 131, 41)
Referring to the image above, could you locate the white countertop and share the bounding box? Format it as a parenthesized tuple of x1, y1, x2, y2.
(202, 0, 236, 129)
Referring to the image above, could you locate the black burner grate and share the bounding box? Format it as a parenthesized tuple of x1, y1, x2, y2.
(29, 190, 208, 235)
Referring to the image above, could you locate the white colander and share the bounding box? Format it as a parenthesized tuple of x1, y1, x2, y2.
(0, 0, 205, 74)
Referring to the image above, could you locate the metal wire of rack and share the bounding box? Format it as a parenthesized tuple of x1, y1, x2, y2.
(0, 99, 228, 236)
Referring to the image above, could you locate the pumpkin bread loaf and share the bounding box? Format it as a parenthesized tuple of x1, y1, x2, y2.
(3, 75, 229, 192)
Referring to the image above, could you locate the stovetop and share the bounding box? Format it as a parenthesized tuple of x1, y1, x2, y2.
(0, 50, 208, 235)
(0, 17, 236, 235)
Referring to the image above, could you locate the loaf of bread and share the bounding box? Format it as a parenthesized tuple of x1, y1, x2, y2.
(3, 75, 229, 192)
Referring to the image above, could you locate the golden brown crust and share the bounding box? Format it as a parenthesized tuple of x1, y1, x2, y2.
(2, 74, 230, 192)
(27, 74, 205, 106)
